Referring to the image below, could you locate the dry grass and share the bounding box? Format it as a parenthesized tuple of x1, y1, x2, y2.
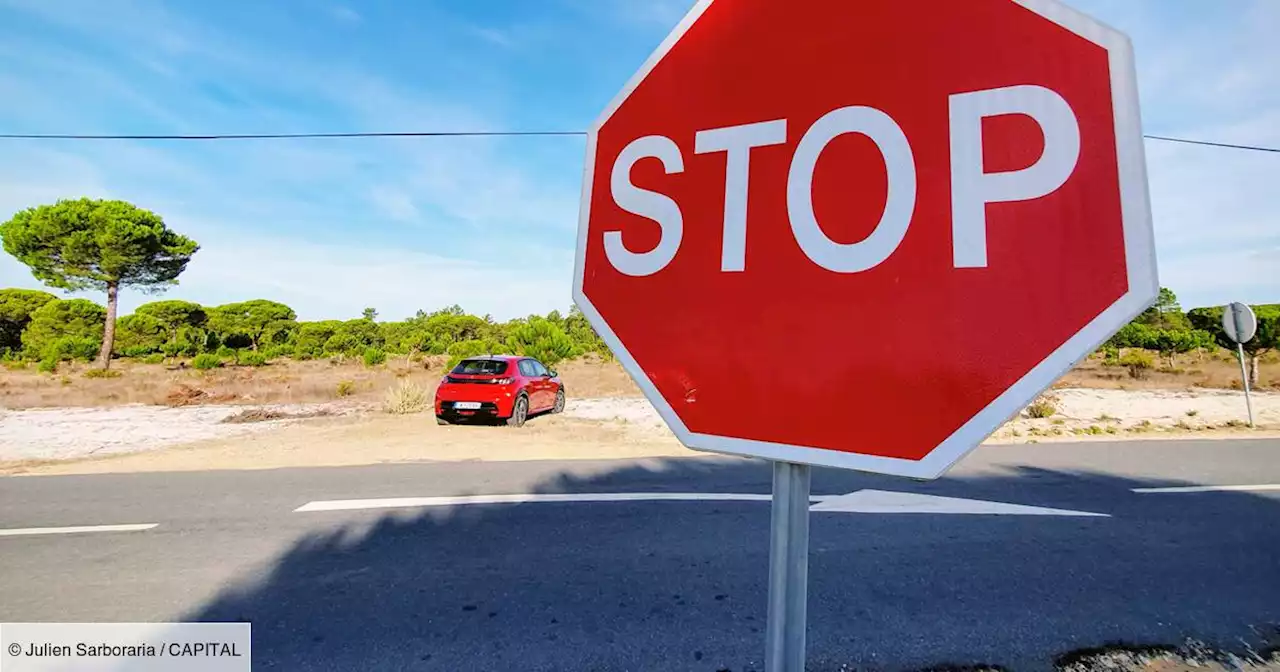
(1058, 349, 1277, 391)
(0, 349, 1269, 411)
(220, 408, 335, 424)
(5, 412, 694, 476)
(382, 380, 428, 415)
(0, 353, 640, 410)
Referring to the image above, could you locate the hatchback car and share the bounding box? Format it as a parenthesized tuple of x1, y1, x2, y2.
(434, 355, 565, 427)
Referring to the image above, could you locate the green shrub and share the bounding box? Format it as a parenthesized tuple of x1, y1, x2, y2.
(215, 345, 237, 359)
(21, 299, 104, 360)
(41, 336, 100, 362)
(0, 288, 58, 353)
(262, 344, 294, 360)
(161, 340, 199, 358)
(505, 318, 578, 367)
(142, 353, 166, 365)
(363, 347, 387, 367)
(1025, 396, 1057, 419)
(1119, 351, 1154, 379)
(239, 351, 268, 367)
(335, 380, 355, 397)
(193, 353, 224, 370)
(37, 357, 58, 374)
(383, 380, 428, 414)
(118, 345, 158, 358)
(445, 339, 505, 369)
(83, 368, 122, 379)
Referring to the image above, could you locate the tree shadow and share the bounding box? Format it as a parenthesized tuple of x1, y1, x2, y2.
(185, 458, 1280, 671)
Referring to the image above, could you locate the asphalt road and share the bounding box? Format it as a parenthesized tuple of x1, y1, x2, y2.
(1, 439, 1278, 671)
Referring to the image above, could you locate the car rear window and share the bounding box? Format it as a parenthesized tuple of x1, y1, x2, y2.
(451, 359, 508, 375)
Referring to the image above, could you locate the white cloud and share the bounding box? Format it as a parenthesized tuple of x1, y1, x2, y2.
(368, 186, 419, 223)
(171, 225, 573, 321)
(328, 6, 361, 24)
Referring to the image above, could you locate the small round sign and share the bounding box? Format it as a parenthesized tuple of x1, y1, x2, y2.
(1222, 302, 1257, 344)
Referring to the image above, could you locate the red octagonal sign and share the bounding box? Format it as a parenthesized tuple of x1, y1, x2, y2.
(574, 0, 1157, 478)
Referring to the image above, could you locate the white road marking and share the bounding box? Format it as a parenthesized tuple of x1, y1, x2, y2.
(1132, 484, 1280, 494)
(0, 523, 158, 538)
(295, 492, 774, 512)
(809, 490, 1109, 517)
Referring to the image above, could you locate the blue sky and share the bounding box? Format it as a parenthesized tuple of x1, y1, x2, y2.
(0, 0, 1275, 320)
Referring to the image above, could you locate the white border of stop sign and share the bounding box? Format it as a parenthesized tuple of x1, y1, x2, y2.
(573, 0, 1158, 479)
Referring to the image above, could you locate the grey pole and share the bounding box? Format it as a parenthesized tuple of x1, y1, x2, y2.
(766, 460, 811, 672)
(1237, 343, 1255, 428)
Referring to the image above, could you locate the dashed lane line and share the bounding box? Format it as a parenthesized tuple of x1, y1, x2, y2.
(294, 492, 775, 512)
(0, 523, 158, 538)
(1132, 484, 1280, 494)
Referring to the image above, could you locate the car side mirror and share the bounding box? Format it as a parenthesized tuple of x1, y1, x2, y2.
(548, 370, 557, 378)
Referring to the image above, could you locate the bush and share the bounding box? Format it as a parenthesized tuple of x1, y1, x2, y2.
(161, 340, 199, 358)
(505, 318, 578, 367)
(363, 347, 387, 367)
(192, 353, 224, 370)
(335, 380, 355, 397)
(142, 353, 166, 365)
(41, 336, 100, 363)
(383, 380, 428, 414)
(239, 351, 268, 367)
(215, 345, 237, 359)
(1119, 351, 1154, 379)
(262, 344, 294, 360)
(1025, 396, 1057, 419)
(83, 368, 122, 379)
(37, 357, 58, 374)
(21, 299, 105, 360)
(118, 345, 159, 358)
(445, 339, 505, 369)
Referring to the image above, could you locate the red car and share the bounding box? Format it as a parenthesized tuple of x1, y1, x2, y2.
(434, 355, 565, 427)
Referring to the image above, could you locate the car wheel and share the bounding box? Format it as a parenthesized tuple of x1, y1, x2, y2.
(436, 416, 451, 426)
(506, 395, 529, 427)
(552, 388, 566, 414)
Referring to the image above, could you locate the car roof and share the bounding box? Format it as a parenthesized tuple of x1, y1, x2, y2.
(461, 354, 522, 362)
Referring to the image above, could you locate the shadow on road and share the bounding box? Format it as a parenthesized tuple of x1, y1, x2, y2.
(184, 458, 1280, 671)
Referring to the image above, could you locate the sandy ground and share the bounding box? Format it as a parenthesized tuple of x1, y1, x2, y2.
(2, 387, 1277, 476)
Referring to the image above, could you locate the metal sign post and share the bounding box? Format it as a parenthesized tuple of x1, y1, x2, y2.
(1222, 302, 1258, 428)
(1236, 343, 1255, 428)
(766, 461, 811, 672)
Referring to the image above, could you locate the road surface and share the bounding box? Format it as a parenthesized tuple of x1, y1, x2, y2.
(2, 439, 1278, 671)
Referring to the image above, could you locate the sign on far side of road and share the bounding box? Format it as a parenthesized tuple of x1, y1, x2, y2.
(1222, 302, 1257, 344)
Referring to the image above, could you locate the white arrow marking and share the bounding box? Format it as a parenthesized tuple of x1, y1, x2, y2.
(295, 492, 774, 512)
(809, 490, 1109, 517)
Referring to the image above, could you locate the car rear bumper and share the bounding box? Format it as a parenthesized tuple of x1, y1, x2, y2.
(434, 385, 517, 418)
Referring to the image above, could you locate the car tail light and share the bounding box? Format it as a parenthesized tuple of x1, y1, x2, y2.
(494, 377, 513, 385)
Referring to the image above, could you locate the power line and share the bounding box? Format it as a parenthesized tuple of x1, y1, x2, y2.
(1142, 134, 1279, 154)
(0, 130, 586, 140)
(0, 130, 1276, 154)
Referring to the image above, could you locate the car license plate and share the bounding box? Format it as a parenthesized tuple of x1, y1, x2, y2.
(454, 401, 482, 410)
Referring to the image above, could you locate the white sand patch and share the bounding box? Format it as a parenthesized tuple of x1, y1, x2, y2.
(563, 397, 666, 429)
(0, 403, 360, 462)
(1, 388, 1275, 468)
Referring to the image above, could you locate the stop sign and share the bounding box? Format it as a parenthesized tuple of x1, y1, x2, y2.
(574, 0, 1157, 478)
